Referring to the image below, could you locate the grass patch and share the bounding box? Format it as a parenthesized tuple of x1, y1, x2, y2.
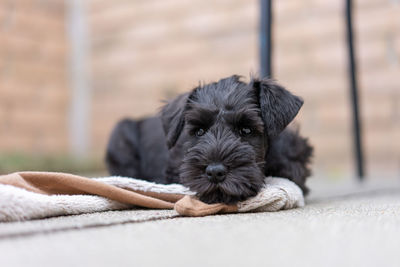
(0, 153, 107, 175)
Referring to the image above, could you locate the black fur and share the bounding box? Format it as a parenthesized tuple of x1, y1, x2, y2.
(106, 75, 313, 204)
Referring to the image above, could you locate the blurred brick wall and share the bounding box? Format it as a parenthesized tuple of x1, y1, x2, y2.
(273, 0, 400, 176)
(0, 0, 398, 176)
(0, 0, 69, 154)
(88, 0, 259, 155)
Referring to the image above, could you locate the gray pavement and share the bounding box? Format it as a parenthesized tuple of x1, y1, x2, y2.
(1, 177, 400, 267)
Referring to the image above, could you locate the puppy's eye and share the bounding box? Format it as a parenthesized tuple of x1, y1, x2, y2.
(239, 127, 252, 136)
(195, 128, 206, 137)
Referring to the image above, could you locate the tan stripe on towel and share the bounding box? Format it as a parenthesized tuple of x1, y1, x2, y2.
(0, 172, 175, 209)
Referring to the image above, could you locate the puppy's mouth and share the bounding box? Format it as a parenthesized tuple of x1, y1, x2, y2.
(180, 164, 265, 204)
(197, 182, 258, 204)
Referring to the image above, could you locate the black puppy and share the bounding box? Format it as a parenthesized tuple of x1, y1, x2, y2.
(106, 75, 313, 204)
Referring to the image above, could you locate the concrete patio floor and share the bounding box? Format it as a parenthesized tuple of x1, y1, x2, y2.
(1, 177, 400, 267)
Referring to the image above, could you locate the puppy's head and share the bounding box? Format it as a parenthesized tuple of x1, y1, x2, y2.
(161, 75, 303, 204)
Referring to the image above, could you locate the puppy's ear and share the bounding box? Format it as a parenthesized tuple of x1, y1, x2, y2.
(252, 78, 303, 138)
(161, 91, 192, 148)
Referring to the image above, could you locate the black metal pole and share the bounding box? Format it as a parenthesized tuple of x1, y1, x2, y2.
(260, 0, 272, 78)
(345, 0, 365, 179)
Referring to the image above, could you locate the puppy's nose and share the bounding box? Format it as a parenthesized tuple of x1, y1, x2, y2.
(206, 163, 227, 183)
